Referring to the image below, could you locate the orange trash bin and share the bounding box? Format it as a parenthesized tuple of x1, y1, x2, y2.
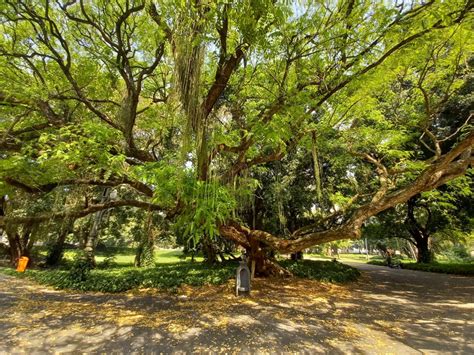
(16, 256, 29, 272)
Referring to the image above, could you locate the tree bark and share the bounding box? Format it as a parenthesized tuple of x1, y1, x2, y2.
(134, 212, 155, 267)
(406, 195, 433, 263)
(84, 188, 111, 267)
(46, 219, 75, 266)
(0, 199, 169, 228)
(202, 236, 218, 264)
(290, 251, 303, 260)
(5, 223, 36, 264)
(6, 230, 21, 263)
(415, 236, 432, 263)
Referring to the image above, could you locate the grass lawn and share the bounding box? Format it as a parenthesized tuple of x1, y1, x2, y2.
(57, 248, 203, 266)
(280, 259, 360, 283)
(306, 253, 387, 263)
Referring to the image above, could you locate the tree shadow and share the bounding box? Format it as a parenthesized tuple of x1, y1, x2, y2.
(0, 265, 473, 353)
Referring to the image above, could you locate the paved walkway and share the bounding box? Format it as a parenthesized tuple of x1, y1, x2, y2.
(0, 263, 473, 353)
(341, 262, 474, 353)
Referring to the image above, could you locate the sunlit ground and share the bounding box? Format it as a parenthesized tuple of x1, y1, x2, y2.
(1, 262, 473, 353)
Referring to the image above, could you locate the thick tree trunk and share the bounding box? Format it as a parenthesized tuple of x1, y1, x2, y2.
(5, 223, 35, 264)
(406, 195, 433, 263)
(46, 233, 67, 266)
(202, 236, 218, 264)
(83, 218, 99, 267)
(290, 251, 303, 260)
(46, 219, 74, 266)
(416, 236, 432, 263)
(215, 224, 290, 276)
(407, 224, 433, 263)
(249, 246, 291, 276)
(6, 231, 22, 263)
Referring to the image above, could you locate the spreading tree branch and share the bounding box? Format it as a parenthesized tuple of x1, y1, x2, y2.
(220, 131, 474, 253)
(0, 200, 168, 228)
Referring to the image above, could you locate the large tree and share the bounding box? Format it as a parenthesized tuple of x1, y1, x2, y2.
(0, 0, 472, 273)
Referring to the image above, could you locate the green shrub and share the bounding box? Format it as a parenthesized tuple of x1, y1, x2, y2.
(401, 262, 474, 275)
(97, 254, 118, 269)
(0, 261, 238, 293)
(367, 256, 405, 267)
(441, 244, 470, 261)
(367, 260, 387, 266)
(0, 258, 362, 293)
(280, 259, 360, 283)
(69, 256, 92, 282)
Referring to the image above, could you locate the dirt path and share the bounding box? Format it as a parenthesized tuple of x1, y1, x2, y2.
(0, 264, 473, 353)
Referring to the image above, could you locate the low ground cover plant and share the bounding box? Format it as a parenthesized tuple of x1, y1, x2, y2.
(367, 259, 474, 276)
(400, 262, 474, 276)
(0, 252, 361, 293)
(0, 261, 237, 293)
(280, 260, 361, 283)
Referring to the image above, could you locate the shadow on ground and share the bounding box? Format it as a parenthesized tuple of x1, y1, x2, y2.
(340, 263, 474, 353)
(0, 263, 472, 353)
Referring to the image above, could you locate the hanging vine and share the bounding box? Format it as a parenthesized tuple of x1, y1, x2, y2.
(311, 131, 323, 204)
